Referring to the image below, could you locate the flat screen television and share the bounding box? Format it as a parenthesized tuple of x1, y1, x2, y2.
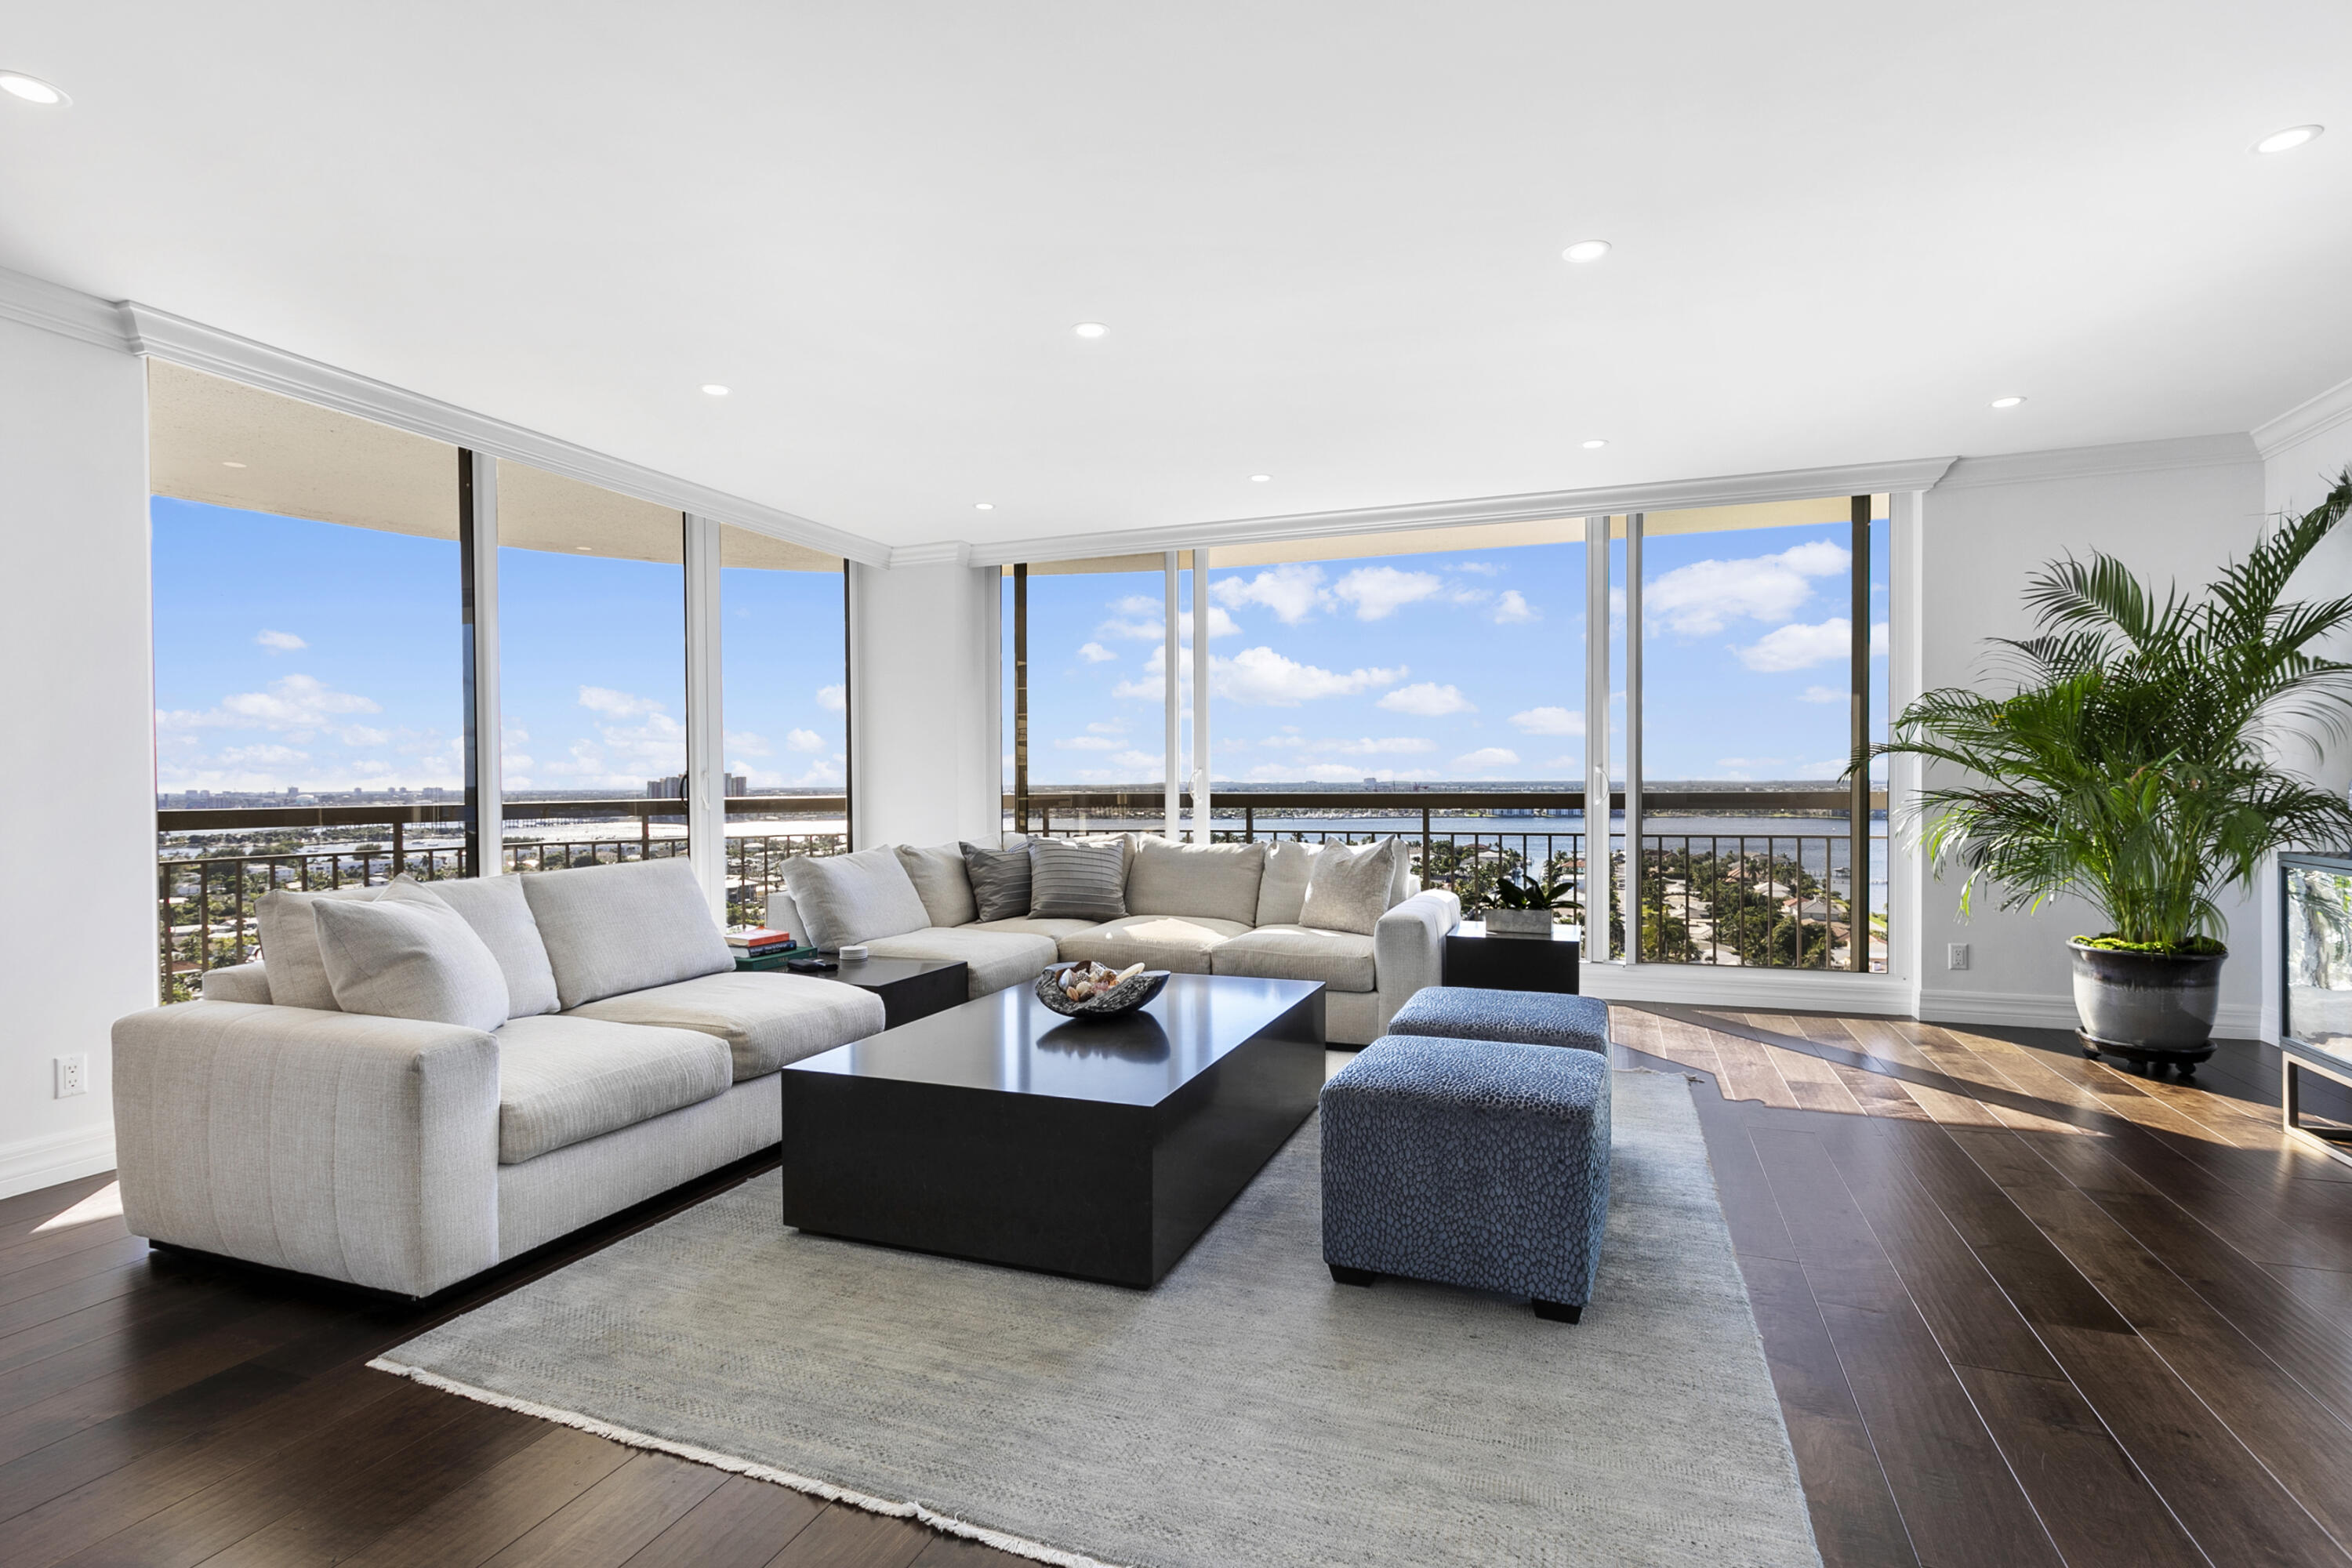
(2281, 853, 2352, 1069)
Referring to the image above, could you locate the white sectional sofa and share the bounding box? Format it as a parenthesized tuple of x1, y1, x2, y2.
(771, 835, 1461, 1046)
(111, 858, 883, 1297)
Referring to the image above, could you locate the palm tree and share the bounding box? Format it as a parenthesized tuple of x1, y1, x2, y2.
(1869, 470, 2352, 956)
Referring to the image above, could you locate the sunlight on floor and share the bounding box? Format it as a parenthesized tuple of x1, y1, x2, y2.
(34, 1180, 122, 1234)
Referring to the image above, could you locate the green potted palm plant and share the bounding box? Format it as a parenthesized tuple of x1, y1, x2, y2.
(1871, 472, 2352, 1076)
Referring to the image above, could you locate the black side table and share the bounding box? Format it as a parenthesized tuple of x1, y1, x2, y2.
(820, 956, 969, 1029)
(1442, 920, 1582, 994)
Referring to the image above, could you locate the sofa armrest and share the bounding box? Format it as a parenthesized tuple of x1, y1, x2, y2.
(1374, 889, 1462, 1036)
(199, 962, 273, 1004)
(111, 1001, 501, 1297)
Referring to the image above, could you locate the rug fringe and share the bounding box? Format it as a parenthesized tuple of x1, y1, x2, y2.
(366, 1356, 1128, 1568)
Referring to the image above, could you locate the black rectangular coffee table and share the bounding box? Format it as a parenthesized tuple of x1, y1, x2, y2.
(778, 974, 1325, 1287)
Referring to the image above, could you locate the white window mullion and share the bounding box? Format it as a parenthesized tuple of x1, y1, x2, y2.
(684, 514, 726, 923)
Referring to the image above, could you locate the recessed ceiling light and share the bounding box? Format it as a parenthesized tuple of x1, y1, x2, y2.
(700, 383, 730, 397)
(1990, 395, 2026, 409)
(1581, 439, 1607, 450)
(2253, 124, 2324, 154)
(1561, 240, 1611, 263)
(221, 459, 247, 468)
(0, 72, 69, 106)
(974, 502, 995, 510)
(1073, 322, 1108, 339)
(575, 545, 593, 552)
(1250, 474, 1272, 483)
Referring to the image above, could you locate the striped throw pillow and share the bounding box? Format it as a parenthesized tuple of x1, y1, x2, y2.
(960, 840, 1033, 923)
(1027, 838, 1128, 920)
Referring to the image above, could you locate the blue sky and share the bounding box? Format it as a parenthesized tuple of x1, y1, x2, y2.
(152, 499, 845, 795)
(1007, 518, 1889, 786)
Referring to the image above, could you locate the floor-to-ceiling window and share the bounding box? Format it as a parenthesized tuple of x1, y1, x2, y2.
(720, 525, 847, 923)
(1003, 555, 1175, 835)
(148, 361, 463, 996)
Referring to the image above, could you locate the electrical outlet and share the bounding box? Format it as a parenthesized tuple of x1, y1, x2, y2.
(55, 1054, 88, 1098)
(1947, 942, 1971, 971)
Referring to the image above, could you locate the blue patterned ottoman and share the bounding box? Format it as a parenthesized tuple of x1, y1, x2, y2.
(1388, 985, 1611, 1054)
(1321, 1036, 1611, 1322)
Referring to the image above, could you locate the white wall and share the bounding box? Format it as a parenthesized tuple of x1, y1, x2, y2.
(1914, 435, 2270, 1033)
(848, 560, 1003, 849)
(0, 316, 155, 1197)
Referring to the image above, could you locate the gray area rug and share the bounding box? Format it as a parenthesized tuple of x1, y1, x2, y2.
(374, 1070, 1817, 1568)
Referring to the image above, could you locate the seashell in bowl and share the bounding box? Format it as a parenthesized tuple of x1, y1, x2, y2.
(1035, 961, 1171, 1019)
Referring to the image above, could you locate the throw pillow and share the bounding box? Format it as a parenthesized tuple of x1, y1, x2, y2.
(517, 858, 736, 1011)
(1029, 837, 1128, 920)
(1300, 838, 1403, 936)
(960, 840, 1033, 922)
(313, 890, 511, 1033)
(785, 845, 933, 950)
(384, 873, 560, 1018)
(1126, 838, 1266, 925)
(1254, 840, 1319, 927)
(254, 883, 389, 1011)
(893, 841, 978, 927)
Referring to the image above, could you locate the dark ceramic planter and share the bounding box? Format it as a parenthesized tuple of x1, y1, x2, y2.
(2068, 941, 2224, 1076)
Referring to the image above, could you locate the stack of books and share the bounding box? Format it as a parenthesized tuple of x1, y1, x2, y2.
(726, 926, 800, 961)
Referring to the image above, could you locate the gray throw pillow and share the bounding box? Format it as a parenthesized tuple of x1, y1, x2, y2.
(254, 883, 388, 1011)
(1029, 837, 1128, 920)
(385, 873, 560, 1018)
(961, 840, 1033, 923)
(1300, 838, 1403, 936)
(313, 890, 511, 1033)
(893, 842, 978, 927)
(784, 846, 932, 950)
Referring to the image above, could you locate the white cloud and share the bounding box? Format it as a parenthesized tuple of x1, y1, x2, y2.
(1085, 720, 1126, 735)
(1453, 561, 1503, 576)
(725, 730, 772, 757)
(816, 684, 846, 712)
(157, 673, 383, 734)
(1378, 681, 1474, 716)
(338, 726, 390, 747)
(1332, 565, 1443, 621)
(1541, 753, 1582, 771)
(1451, 747, 1520, 771)
(254, 629, 306, 654)
(1077, 641, 1116, 662)
(578, 686, 665, 717)
(1109, 750, 1163, 771)
(1119, 644, 1406, 706)
(1251, 735, 1437, 757)
(216, 742, 309, 768)
(1646, 540, 1850, 636)
(1733, 618, 1857, 672)
(786, 728, 826, 753)
(1248, 761, 1381, 783)
(1212, 564, 1327, 625)
(1798, 684, 1846, 704)
(1492, 590, 1538, 624)
(1098, 601, 1240, 641)
(1055, 735, 1120, 750)
(1510, 705, 1583, 736)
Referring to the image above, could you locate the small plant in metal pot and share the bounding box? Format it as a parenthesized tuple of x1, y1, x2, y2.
(1487, 866, 1577, 936)
(1869, 471, 2352, 1077)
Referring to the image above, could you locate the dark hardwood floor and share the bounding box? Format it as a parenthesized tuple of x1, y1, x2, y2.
(2, 1007, 2349, 1566)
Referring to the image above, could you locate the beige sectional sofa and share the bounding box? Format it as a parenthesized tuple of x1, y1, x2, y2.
(771, 836, 1461, 1046)
(112, 859, 882, 1297)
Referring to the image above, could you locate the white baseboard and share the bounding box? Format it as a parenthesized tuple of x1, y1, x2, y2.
(0, 1121, 117, 1202)
(1917, 988, 2265, 1040)
(1582, 963, 1918, 1018)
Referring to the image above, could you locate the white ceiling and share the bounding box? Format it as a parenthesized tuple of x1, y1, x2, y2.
(3, 2, 2349, 554)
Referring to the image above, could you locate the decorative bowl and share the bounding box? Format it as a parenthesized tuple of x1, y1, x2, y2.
(1035, 963, 1171, 1019)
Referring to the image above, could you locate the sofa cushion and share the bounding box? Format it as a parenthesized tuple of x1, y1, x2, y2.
(493, 1014, 731, 1163)
(255, 883, 388, 1011)
(960, 841, 1033, 922)
(1126, 838, 1266, 926)
(893, 842, 978, 928)
(1210, 924, 1377, 993)
(521, 859, 736, 1010)
(400, 874, 560, 1018)
(1056, 913, 1250, 975)
(1301, 839, 1403, 936)
(1254, 840, 1319, 927)
(784, 846, 931, 951)
(970, 915, 1102, 942)
(314, 889, 513, 1033)
(564, 971, 885, 1080)
(1029, 838, 1128, 920)
(862, 926, 1058, 998)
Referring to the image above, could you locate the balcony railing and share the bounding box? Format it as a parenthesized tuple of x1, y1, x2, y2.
(155, 786, 1886, 1000)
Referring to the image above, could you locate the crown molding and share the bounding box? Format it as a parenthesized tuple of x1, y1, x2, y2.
(2254, 372, 2352, 462)
(0, 264, 136, 353)
(886, 540, 974, 568)
(962, 455, 1958, 567)
(1931, 432, 2260, 492)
